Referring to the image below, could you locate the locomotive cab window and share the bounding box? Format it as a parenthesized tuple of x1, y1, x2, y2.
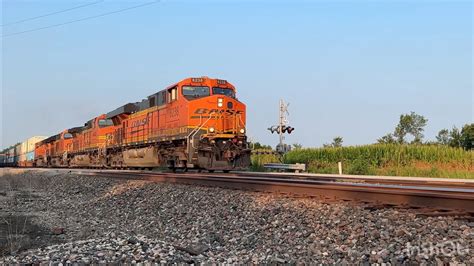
(98, 119, 114, 128)
(212, 87, 235, 98)
(168, 86, 178, 102)
(182, 86, 210, 100)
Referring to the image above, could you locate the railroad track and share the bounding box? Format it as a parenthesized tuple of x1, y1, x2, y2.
(74, 169, 474, 215)
(4, 168, 474, 215)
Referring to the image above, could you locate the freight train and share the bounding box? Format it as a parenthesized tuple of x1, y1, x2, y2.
(0, 77, 251, 172)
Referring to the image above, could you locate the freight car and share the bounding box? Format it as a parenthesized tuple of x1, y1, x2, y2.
(0, 146, 15, 167)
(2, 145, 19, 167)
(30, 77, 250, 172)
(18, 136, 47, 167)
(0, 137, 47, 167)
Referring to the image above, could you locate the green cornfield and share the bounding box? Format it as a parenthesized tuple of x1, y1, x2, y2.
(252, 144, 474, 178)
(250, 149, 281, 171)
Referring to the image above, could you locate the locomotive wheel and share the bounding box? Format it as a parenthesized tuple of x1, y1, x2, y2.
(168, 167, 176, 173)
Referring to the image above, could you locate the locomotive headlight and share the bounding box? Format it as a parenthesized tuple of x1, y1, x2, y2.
(217, 98, 223, 107)
(239, 128, 245, 134)
(209, 127, 215, 133)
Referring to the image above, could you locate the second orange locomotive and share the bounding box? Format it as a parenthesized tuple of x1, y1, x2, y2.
(34, 77, 250, 171)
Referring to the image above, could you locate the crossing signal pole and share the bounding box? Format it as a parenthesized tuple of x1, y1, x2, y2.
(267, 99, 295, 155)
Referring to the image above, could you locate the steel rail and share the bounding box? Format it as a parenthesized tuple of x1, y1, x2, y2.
(85, 170, 474, 213)
(78, 169, 474, 189)
(247, 172, 474, 188)
(7, 167, 473, 188)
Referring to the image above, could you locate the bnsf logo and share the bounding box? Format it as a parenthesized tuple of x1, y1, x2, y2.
(132, 117, 149, 127)
(194, 108, 243, 115)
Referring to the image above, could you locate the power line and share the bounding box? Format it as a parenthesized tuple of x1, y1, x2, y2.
(1, 0, 105, 27)
(1, 1, 159, 38)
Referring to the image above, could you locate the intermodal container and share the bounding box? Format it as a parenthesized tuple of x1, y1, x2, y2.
(19, 136, 47, 166)
(7, 147, 15, 164)
(0, 154, 6, 166)
(13, 144, 20, 165)
(21, 136, 47, 154)
(26, 151, 35, 161)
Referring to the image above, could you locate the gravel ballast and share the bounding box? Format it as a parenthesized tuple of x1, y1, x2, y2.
(0, 168, 472, 264)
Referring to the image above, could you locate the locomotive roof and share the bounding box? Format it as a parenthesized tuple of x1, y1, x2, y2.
(106, 77, 234, 119)
(68, 126, 85, 134)
(106, 102, 140, 119)
(38, 134, 60, 145)
(36, 126, 83, 146)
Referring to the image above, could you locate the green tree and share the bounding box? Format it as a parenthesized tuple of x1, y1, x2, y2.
(394, 120, 409, 143)
(460, 124, 474, 150)
(377, 133, 396, 144)
(436, 129, 450, 145)
(331, 136, 343, 147)
(393, 112, 428, 144)
(449, 126, 462, 148)
(250, 142, 272, 150)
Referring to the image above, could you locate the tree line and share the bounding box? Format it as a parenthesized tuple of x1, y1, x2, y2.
(251, 112, 473, 151)
(376, 112, 472, 150)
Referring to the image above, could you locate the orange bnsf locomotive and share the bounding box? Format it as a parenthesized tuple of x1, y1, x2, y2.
(32, 77, 250, 172)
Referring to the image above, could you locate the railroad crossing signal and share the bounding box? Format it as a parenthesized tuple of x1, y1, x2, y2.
(282, 125, 295, 134)
(267, 99, 294, 155)
(267, 125, 295, 134)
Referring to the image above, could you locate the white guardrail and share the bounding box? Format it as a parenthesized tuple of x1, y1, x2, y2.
(263, 163, 306, 173)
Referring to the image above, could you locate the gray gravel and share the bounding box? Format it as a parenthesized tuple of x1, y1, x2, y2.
(0, 168, 472, 264)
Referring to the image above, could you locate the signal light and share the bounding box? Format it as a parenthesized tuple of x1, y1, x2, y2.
(267, 126, 280, 134)
(268, 125, 294, 134)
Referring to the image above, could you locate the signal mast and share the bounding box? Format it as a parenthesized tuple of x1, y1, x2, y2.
(268, 99, 294, 155)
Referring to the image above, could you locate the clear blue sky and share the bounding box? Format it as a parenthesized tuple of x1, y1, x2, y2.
(1, 0, 472, 148)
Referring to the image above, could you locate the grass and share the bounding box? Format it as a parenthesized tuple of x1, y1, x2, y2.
(250, 150, 281, 171)
(251, 144, 473, 178)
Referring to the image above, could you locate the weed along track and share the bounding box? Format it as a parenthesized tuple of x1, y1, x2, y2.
(0, 215, 56, 257)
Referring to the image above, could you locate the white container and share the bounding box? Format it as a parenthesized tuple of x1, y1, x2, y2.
(15, 144, 21, 156)
(15, 136, 47, 165)
(20, 136, 47, 155)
